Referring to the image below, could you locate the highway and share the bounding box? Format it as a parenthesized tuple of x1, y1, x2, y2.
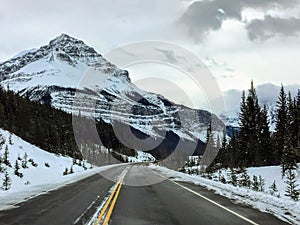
(0, 164, 288, 225)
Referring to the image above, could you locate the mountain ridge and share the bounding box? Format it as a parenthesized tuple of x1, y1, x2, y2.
(0, 34, 225, 164)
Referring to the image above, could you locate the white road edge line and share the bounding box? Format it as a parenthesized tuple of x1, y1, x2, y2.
(148, 167, 259, 225)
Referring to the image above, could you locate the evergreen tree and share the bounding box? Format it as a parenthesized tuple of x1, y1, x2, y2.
(230, 168, 238, 186)
(2, 171, 11, 191)
(226, 130, 239, 168)
(269, 180, 279, 197)
(0, 133, 5, 149)
(257, 105, 273, 166)
(284, 169, 299, 201)
(252, 175, 259, 191)
(239, 167, 251, 188)
(8, 133, 12, 145)
(258, 175, 265, 192)
(70, 166, 74, 174)
(14, 160, 20, 176)
(22, 152, 28, 169)
(220, 175, 226, 184)
(3, 145, 11, 167)
(238, 81, 262, 167)
(274, 85, 287, 164)
(63, 168, 68, 176)
(281, 127, 298, 176)
(0, 154, 3, 173)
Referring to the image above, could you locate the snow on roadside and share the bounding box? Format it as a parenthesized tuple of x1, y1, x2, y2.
(0, 129, 122, 210)
(149, 164, 300, 225)
(127, 150, 156, 163)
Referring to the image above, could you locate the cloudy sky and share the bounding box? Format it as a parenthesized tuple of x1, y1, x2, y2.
(1, 0, 300, 95)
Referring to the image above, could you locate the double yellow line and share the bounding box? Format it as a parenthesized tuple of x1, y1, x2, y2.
(94, 173, 126, 225)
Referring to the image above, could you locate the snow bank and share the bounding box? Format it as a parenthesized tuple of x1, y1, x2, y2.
(0, 129, 121, 210)
(149, 164, 300, 224)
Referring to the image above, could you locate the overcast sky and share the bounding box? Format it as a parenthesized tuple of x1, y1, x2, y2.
(1, 0, 300, 95)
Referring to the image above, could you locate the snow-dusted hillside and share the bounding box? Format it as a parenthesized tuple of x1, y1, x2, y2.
(0, 34, 225, 160)
(0, 128, 124, 210)
(0, 128, 93, 193)
(221, 83, 300, 131)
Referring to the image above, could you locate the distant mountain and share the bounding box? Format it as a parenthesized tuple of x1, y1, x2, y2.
(0, 34, 224, 161)
(221, 83, 300, 131)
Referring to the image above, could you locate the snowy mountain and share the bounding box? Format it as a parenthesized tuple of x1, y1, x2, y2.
(221, 83, 300, 131)
(0, 34, 224, 159)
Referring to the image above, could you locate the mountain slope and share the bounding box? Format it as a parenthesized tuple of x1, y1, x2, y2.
(0, 34, 224, 162)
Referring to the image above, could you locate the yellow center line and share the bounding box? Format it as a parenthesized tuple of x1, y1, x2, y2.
(94, 180, 120, 225)
(102, 175, 125, 225)
(94, 168, 128, 225)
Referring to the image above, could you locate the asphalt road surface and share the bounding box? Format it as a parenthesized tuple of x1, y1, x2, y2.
(0, 164, 289, 225)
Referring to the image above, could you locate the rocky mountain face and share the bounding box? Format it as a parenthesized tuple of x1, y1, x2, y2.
(0, 34, 224, 165)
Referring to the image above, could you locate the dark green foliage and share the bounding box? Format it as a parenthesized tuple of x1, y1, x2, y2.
(0, 87, 135, 163)
(258, 175, 265, 192)
(14, 160, 23, 178)
(28, 158, 38, 167)
(229, 168, 238, 186)
(3, 145, 11, 167)
(274, 85, 287, 164)
(220, 175, 226, 184)
(269, 180, 279, 197)
(2, 171, 11, 190)
(213, 82, 300, 170)
(8, 133, 12, 145)
(284, 169, 299, 201)
(239, 167, 251, 188)
(70, 166, 74, 174)
(63, 168, 68, 176)
(45, 162, 50, 167)
(0, 154, 3, 173)
(22, 152, 28, 169)
(251, 175, 259, 191)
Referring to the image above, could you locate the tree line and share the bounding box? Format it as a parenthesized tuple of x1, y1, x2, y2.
(213, 81, 300, 170)
(0, 87, 135, 163)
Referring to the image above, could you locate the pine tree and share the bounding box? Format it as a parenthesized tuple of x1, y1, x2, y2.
(284, 169, 299, 201)
(63, 168, 68, 176)
(281, 127, 298, 176)
(220, 175, 226, 184)
(269, 180, 279, 197)
(22, 152, 28, 169)
(252, 175, 259, 191)
(258, 175, 265, 192)
(0, 154, 3, 173)
(239, 167, 251, 188)
(257, 105, 273, 166)
(238, 82, 262, 167)
(3, 145, 11, 167)
(274, 85, 287, 164)
(70, 166, 74, 174)
(0, 133, 5, 149)
(230, 168, 238, 186)
(14, 160, 20, 176)
(2, 171, 11, 191)
(8, 133, 12, 145)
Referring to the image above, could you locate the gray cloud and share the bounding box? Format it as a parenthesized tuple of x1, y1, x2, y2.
(179, 0, 298, 41)
(246, 15, 300, 40)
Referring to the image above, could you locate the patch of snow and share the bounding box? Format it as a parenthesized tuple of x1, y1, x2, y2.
(128, 150, 156, 163)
